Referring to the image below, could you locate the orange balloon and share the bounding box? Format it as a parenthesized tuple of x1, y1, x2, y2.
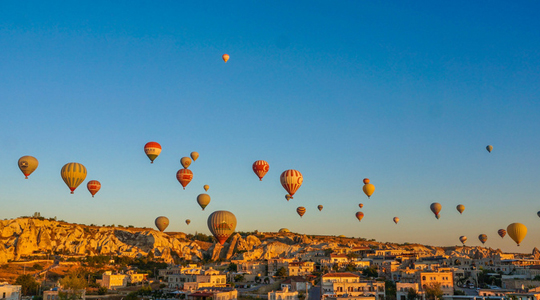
(355, 212, 364, 222)
(252, 160, 269, 181)
(87, 180, 101, 197)
(363, 178, 370, 184)
(176, 169, 193, 190)
(297, 207, 306, 217)
(280, 170, 303, 198)
(359, 203, 364, 209)
(222, 54, 229, 62)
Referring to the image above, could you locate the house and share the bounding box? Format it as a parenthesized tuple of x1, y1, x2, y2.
(99, 271, 128, 289)
(187, 288, 237, 300)
(0, 283, 21, 300)
(419, 271, 454, 296)
(269, 286, 299, 300)
(321, 273, 385, 300)
(288, 261, 315, 276)
(43, 287, 85, 300)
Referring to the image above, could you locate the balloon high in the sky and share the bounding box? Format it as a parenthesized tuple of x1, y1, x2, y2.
(144, 142, 161, 163)
(537, 211, 540, 218)
(185, 219, 191, 225)
(359, 203, 364, 209)
(393, 217, 399, 224)
(87, 180, 101, 197)
(197, 194, 211, 210)
(478, 234, 487, 244)
(18, 156, 38, 179)
(362, 179, 375, 198)
(355, 211, 364, 222)
(318, 205, 323, 211)
(498, 229, 506, 238)
(204, 185, 209, 192)
(155, 216, 169, 232)
(61, 162, 87, 194)
(190, 152, 199, 161)
(430, 203, 442, 219)
(222, 54, 229, 62)
(176, 169, 193, 189)
(207, 210, 237, 245)
(280, 170, 303, 198)
(507, 223, 527, 246)
(297, 207, 306, 217)
(285, 194, 291, 201)
(459, 236, 467, 245)
(181, 157, 192, 169)
(252, 160, 270, 181)
(486, 145, 493, 153)
(456, 204, 465, 214)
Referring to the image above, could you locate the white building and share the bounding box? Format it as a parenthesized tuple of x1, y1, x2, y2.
(268, 286, 299, 300)
(0, 283, 21, 300)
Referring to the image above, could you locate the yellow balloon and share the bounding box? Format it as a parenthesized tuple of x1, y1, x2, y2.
(155, 216, 169, 232)
(456, 204, 465, 214)
(181, 157, 192, 169)
(363, 183, 375, 198)
(191, 152, 199, 161)
(459, 236, 467, 244)
(204, 184, 209, 192)
(18, 156, 39, 179)
(507, 223, 527, 246)
(197, 194, 211, 210)
(61, 162, 87, 194)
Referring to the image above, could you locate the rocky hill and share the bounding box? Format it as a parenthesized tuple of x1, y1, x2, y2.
(0, 217, 523, 265)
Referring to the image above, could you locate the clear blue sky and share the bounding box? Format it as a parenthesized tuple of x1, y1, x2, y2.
(1, 1, 539, 253)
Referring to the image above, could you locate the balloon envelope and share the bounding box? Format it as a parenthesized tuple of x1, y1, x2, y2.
(486, 145, 493, 153)
(207, 210, 237, 245)
(507, 223, 527, 246)
(191, 152, 199, 161)
(18, 156, 38, 179)
(359, 203, 364, 209)
(355, 212, 364, 222)
(181, 157, 192, 169)
(297, 207, 306, 217)
(430, 203, 442, 218)
(498, 229, 506, 238)
(197, 194, 211, 210)
(61, 162, 87, 194)
(363, 178, 370, 184)
(176, 169, 193, 189)
(285, 194, 291, 201)
(363, 183, 375, 198)
(87, 180, 101, 197)
(204, 185, 210, 192)
(478, 234, 487, 244)
(459, 236, 467, 244)
(280, 170, 303, 198)
(222, 54, 229, 62)
(456, 204, 465, 214)
(155, 216, 169, 232)
(252, 160, 270, 181)
(317, 205, 323, 211)
(185, 219, 191, 225)
(144, 142, 161, 163)
(393, 217, 399, 224)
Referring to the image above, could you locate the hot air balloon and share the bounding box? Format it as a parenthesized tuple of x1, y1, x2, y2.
(363, 182, 375, 198)
(191, 152, 199, 161)
(478, 234, 487, 244)
(176, 169, 193, 189)
(207, 210, 237, 245)
(155, 216, 169, 232)
(430, 203, 442, 219)
(318, 205, 323, 211)
(280, 170, 303, 198)
(87, 180, 101, 197)
(186, 219, 191, 225)
(222, 54, 229, 62)
(285, 194, 291, 201)
(486, 145, 493, 153)
(456, 204, 465, 214)
(279, 228, 290, 233)
(204, 185, 209, 192)
(297, 207, 306, 217)
(252, 160, 269, 181)
(18, 156, 38, 179)
(537, 211, 540, 218)
(359, 203, 364, 209)
(144, 142, 161, 163)
(363, 178, 370, 184)
(197, 194, 211, 210)
(498, 229, 506, 238)
(61, 163, 87, 194)
(181, 157, 192, 169)
(393, 217, 399, 224)
(459, 236, 467, 245)
(507, 223, 527, 246)
(355, 212, 364, 222)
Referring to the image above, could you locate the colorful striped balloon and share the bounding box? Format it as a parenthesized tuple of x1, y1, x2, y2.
(280, 169, 303, 198)
(144, 142, 162, 163)
(207, 210, 237, 245)
(297, 207, 306, 217)
(61, 162, 87, 194)
(252, 160, 269, 181)
(87, 180, 101, 197)
(176, 169, 193, 190)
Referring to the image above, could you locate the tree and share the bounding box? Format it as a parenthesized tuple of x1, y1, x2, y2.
(97, 287, 107, 295)
(407, 288, 419, 300)
(332, 263, 340, 272)
(227, 263, 238, 272)
(424, 283, 443, 300)
(345, 263, 356, 272)
(15, 274, 40, 296)
(362, 266, 378, 278)
(59, 270, 87, 300)
(385, 280, 396, 300)
(275, 267, 287, 278)
(234, 274, 245, 282)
